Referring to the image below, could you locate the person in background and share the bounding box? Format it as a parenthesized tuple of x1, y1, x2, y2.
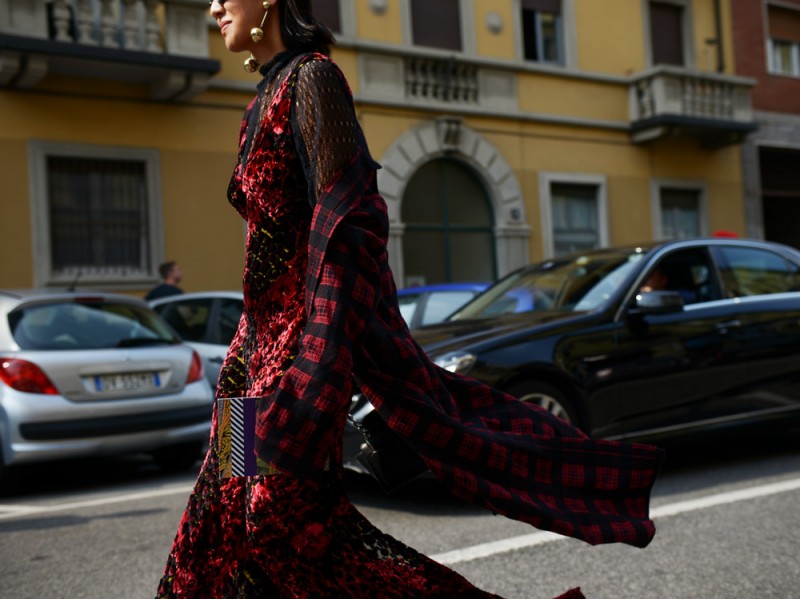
(145, 261, 184, 301)
(155, 1, 664, 597)
(640, 264, 697, 304)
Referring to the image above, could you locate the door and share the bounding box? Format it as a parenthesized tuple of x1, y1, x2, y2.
(594, 248, 736, 439)
(709, 244, 800, 419)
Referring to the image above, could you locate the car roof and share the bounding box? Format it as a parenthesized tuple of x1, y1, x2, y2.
(0, 288, 149, 310)
(148, 290, 244, 305)
(518, 237, 800, 268)
(397, 282, 490, 295)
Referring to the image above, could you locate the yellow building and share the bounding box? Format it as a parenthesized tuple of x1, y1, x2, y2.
(0, 0, 756, 293)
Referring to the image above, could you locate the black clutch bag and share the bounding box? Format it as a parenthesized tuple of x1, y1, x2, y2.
(352, 409, 428, 494)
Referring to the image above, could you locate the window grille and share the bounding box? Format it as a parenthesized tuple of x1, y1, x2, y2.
(47, 156, 151, 278)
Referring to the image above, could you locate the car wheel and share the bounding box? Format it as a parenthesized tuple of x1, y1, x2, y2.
(507, 381, 578, 426)
(152, 442, 203, 472)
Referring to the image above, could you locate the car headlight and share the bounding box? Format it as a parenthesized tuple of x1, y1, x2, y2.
(433, 351, 477, 374)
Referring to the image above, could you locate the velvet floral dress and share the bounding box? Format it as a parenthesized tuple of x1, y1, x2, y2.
(156, 51, 512, 599)
(157, 50, 661, 599)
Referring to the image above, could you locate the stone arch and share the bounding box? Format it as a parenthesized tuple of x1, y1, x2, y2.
(376, 117, 531, 286)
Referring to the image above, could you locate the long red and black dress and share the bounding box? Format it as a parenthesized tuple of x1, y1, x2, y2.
(157, 50, 663, 598)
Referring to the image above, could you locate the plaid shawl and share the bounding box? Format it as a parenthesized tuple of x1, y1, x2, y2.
(253, 56, 664, 549)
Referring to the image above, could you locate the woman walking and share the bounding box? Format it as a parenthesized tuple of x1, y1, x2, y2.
(157, 1, 663, 597)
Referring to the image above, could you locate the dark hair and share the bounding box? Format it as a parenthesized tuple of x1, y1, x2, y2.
(279, 0, 335, 55)
(158, 261, 177, 279)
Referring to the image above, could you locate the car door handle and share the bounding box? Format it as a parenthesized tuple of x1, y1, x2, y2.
(208, 356, 224, 364)
(715, 319, 742, 331)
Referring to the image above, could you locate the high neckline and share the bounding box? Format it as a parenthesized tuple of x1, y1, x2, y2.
(256, 49, 305, 90)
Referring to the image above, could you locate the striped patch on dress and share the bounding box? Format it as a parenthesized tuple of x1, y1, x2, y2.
(217, 397, 257, 478)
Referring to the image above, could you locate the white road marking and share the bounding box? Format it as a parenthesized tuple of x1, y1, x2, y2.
(0, 484, 193, 521)
(431, 476, 800, 565)
(2, 476, 799, 565)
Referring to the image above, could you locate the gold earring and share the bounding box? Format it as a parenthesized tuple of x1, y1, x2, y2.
(243, 53, 259, 72)
(250, 1, 271, 43)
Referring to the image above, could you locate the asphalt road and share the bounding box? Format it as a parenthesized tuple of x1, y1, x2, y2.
(1, 430, 798, 599)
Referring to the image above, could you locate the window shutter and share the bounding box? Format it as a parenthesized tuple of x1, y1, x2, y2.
(311, 0, 341, 34)
(649, 1, 685, 66)
(769, 5, 800, 43)
(411, 0, 462, 51)
(522, 0, 561, 14)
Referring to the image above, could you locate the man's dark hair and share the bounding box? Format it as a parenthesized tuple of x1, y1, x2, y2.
(158, 261, 176, 280)
(280, 0, 335, 54)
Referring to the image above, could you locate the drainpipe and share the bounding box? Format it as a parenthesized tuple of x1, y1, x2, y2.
(713, 0, 725, 73)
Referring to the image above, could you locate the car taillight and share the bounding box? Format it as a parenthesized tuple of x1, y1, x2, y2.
(0, 358, 59, 395)
(186, 350, 205, 384)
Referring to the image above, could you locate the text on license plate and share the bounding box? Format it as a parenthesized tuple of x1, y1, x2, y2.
(94, 372, 161, 392)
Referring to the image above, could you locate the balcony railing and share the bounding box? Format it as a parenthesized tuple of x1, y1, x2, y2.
(0, 0, 218, 101)
(405, 57, 480, 105)
(629, 66, 757, 147)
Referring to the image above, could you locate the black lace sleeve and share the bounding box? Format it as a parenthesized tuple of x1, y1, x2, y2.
(291, 58, 362, 205)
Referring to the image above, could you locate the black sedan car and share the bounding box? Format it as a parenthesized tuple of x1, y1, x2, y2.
(413, 237, 800, 443)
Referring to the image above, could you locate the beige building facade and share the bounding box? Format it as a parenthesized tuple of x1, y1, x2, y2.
(0, 0, 757, 293)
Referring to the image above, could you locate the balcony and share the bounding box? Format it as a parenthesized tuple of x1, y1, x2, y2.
(629, 66, 758, 148)
(356, 48, 518, 114)
(0, 0, 219, 101)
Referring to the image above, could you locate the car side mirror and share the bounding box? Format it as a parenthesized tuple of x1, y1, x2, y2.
(628, 290, 684, 316)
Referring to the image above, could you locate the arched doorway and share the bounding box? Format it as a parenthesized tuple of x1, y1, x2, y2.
(376, 118, 530, 286)
(401, 158, 495, 286)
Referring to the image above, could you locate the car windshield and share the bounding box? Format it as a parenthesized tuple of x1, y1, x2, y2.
(450, 249, 647, 320)
(8, 300, 178, 350)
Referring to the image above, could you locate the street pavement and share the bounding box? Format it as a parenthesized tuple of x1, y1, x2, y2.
(1, 431, 798, 598)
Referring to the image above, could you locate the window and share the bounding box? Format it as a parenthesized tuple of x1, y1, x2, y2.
(521, 0, 563, 64)
(540, 174, 608, 258)
(644, 248, 720, 305)
(550, 184, 602, 255)
(648, 1, 686, 66)
(311, 0, 341, 34)
(421, 291, 478, 325)
(402, 159, 495, 286)
(767, 5, 800, 76)
(717, 247, 800, 297)
(651, 181, 707, 240)
(29, 142, 162, 287)
(155, 298, 213, 343)
(760, 147, 800, 249)
(213, 298, 244, 345)
(410, 0, 462, 51)
(660, 188, 701, 239)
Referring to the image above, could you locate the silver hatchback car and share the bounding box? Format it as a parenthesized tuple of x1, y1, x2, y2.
(0, 290, 213, 489)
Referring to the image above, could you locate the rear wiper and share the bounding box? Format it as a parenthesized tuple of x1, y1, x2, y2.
(116, 338, 175, 347)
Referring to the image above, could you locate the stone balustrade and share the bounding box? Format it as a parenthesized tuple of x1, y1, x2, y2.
(630, 66, 754, 124)
(0, 0, 216, 99)
(0, 0, 210, 58)
(628, 65, 756, 145)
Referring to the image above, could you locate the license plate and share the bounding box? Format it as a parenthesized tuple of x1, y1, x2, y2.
(94, 372, 160, 392)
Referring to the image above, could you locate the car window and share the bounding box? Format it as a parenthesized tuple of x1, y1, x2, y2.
(154, 298, 213, 342)
(453, 249, 646, 319)
(717, 246, 800, 297)
(211, 299, 244, 345)
(397, 293, 421, 325)
(8, 301, 175, 350)
(637, 248, 721, 305)
(421, 291, 476, 326)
